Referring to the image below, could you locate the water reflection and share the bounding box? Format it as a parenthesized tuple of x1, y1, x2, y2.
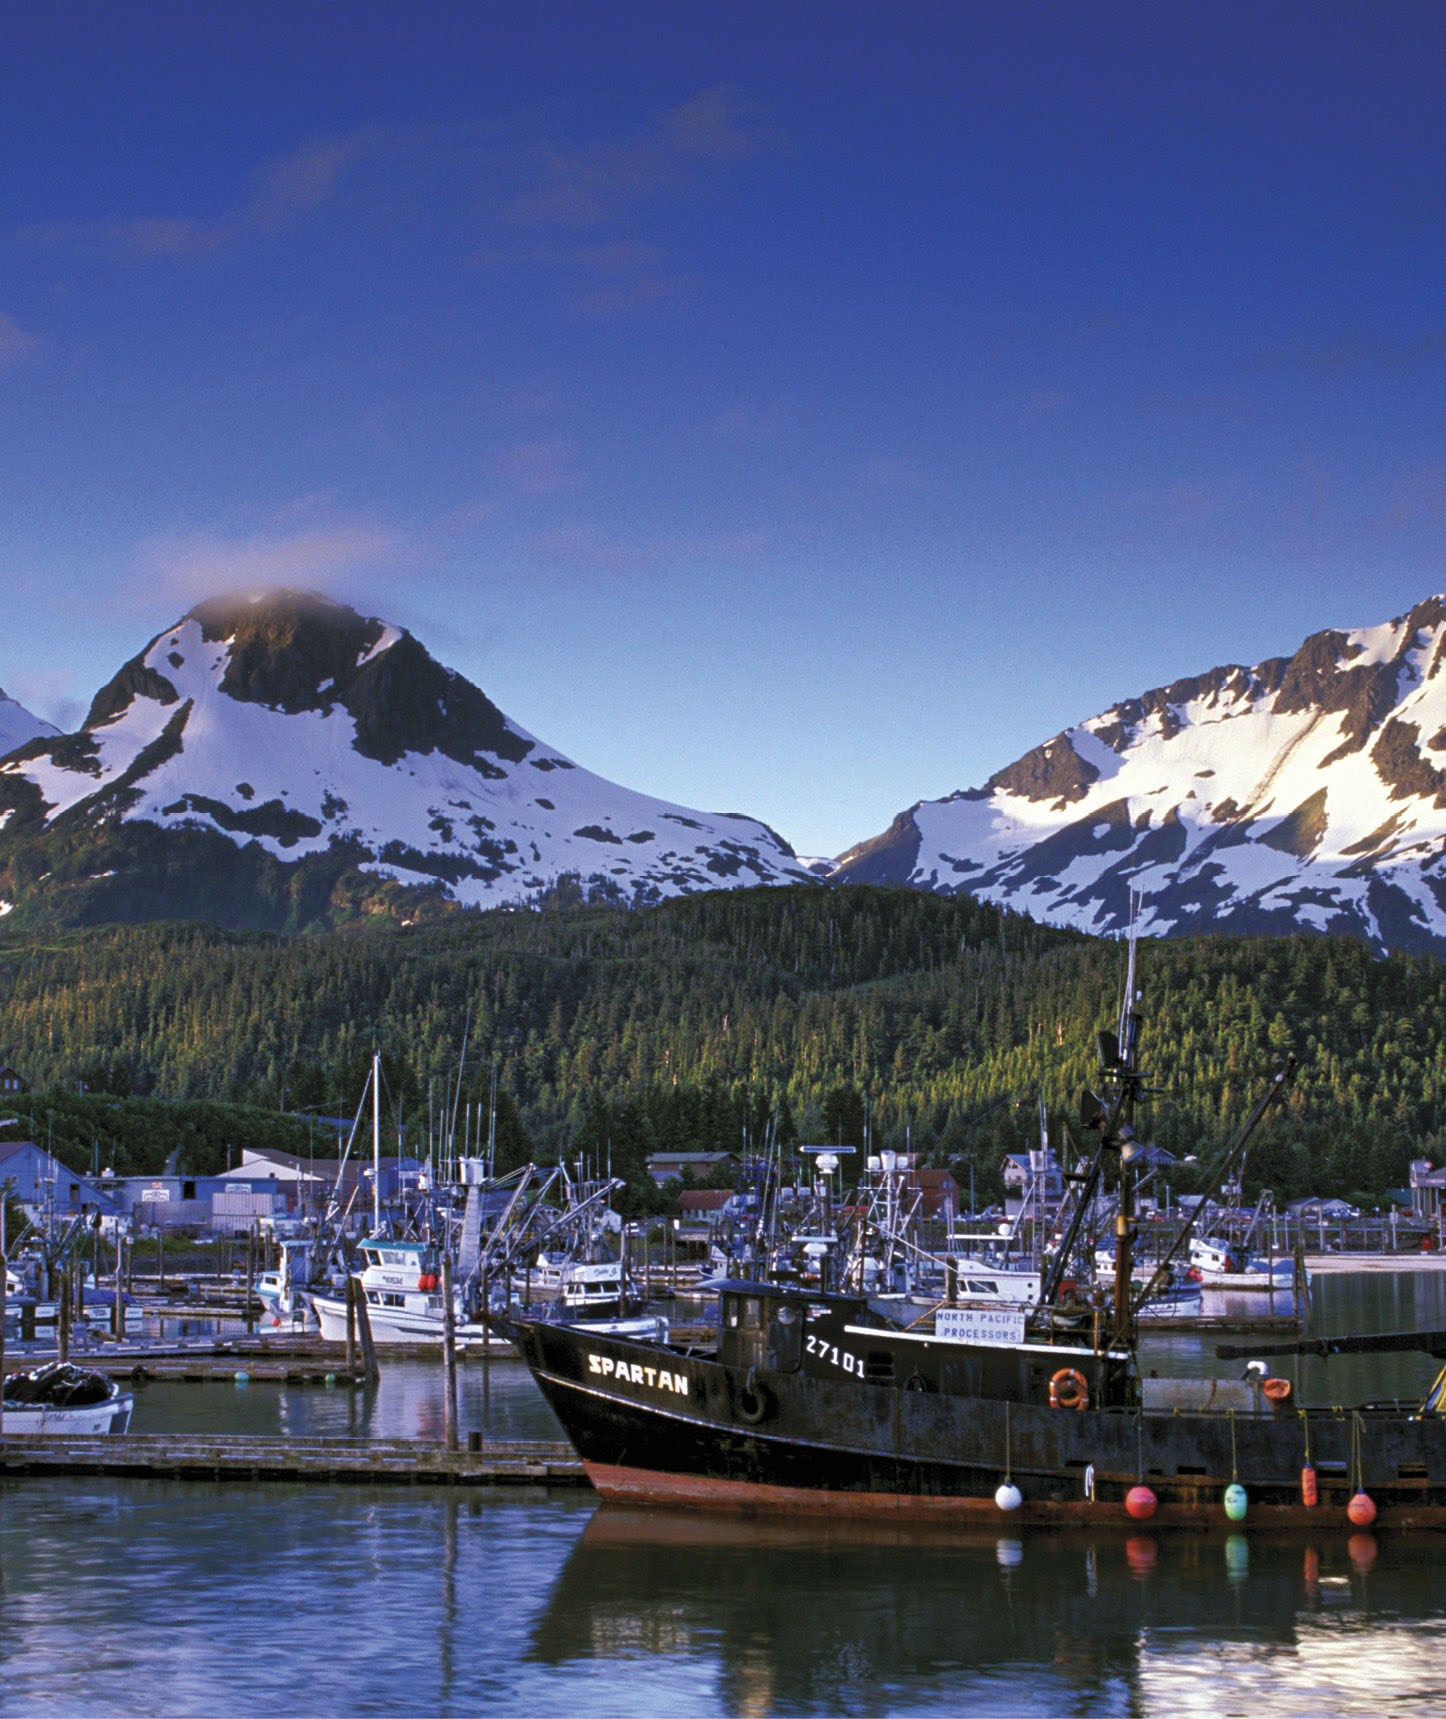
(6, 1271, 1446, 1715)
(3, 1480, 1446, 1717)
(529, 1508, 1446, 1715)
(125, 1353, 564, 1441)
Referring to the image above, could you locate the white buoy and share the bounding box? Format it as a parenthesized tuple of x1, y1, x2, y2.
(994, 1481, 1023, 1512)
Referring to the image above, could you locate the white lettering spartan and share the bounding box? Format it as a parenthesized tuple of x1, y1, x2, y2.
(588, 1352, 689, 1395)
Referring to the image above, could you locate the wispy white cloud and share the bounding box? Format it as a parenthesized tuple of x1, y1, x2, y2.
(1124, 480, 1234, 532)
(498, 86, 780, 318)
(243, 135, 370, 233)
(665, 86, 771, 163)
(133, 515, 401, 606)
(507, 86, 770, 232)
(572, 271, 690, 319)
(21, 131, 379, 260)
(19, 93, 775, 323)
(1021, 388, 1071, 417)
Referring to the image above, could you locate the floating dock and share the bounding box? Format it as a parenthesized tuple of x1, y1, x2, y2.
(0, 1432, 588, 1486)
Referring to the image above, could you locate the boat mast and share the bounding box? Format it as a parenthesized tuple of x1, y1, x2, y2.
(1109, 913, 1143, 1343)
(486, 1062, 498, 1179)
(372, 1049, 382, 1233)
(1039, 907, 1145, 1318)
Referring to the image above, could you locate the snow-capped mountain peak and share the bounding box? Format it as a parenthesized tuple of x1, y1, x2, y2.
(831, 595, 1446, 953)
(0, 588, 812, 928)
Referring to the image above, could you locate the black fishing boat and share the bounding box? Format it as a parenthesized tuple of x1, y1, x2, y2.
(496, 953, 1446, 1529)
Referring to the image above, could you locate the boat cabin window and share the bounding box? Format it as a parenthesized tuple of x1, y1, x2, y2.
(769, 1300, 803, 1370)
(723, 1294, 766, 1330)
(720, 1293, 804, 1370)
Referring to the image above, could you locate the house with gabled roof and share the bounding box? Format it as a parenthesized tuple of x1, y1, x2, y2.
(0, 1139, 124, 1224)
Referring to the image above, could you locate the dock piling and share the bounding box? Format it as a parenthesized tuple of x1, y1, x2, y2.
(442, 1255, 459, 1452)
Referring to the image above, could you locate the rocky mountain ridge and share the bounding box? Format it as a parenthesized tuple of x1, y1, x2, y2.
(830, 595, 1446, 954)
(10, 589, 1446, 953)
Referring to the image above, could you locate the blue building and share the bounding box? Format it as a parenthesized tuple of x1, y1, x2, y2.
(0, 1139, 124, 1226)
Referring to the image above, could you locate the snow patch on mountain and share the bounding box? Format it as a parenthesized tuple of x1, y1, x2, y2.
(0, 688, 58, 758)
(831, 595, 1446, 953)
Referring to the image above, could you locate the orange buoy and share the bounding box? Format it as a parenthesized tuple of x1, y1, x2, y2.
(1300, 1465, 1318, 1508)
(1347, 1491, 1377, 1527)
(1262, 1376, 1292, 1404)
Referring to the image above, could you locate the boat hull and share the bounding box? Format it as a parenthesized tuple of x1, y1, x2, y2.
(0, 1395, 134, 1435)
(1194, 1270, 1300, 1292)
(1, 1363, 134, 1434)
(309, 1292, 513, 1351)
(502, 1314, 1446, 1530)
(310, 1292, 666, 1351)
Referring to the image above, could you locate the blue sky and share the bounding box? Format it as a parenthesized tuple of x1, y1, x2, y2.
(3, 1, 1443, 857)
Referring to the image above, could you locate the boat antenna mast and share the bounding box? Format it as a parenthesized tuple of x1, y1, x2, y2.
(1039, 902, 1145, 1318)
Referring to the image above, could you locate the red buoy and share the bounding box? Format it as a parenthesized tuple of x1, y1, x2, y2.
(1347, 1491, 1377, 1527)
(1300, 1465, 1318, 1508)
(1125, 1485, 1157, 1520)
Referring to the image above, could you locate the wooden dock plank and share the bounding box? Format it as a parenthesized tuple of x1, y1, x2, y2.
(0, 1434, 589, 1487)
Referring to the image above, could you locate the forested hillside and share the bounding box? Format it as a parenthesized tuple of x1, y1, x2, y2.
(1, 886, 1443, 1209)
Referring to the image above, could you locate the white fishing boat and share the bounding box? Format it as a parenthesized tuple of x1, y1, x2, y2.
(308, 1235, 508, 1348)
(311, 1235, 666, 1348)
(1188, 1237, 1302, 1291)
(514, 1251, 633, 1315)
(1135, 1278, 1205, 1322)
(1092, 1248, 1205, 1323)
(256, 1239, 317, 1326)
(1, 1362, 134, 1434)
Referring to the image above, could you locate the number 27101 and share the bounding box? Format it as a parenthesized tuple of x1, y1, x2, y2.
(805, 1333, 860, 1375)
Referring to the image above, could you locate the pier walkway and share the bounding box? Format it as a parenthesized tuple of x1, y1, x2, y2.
(0, 1432, 589, 1486)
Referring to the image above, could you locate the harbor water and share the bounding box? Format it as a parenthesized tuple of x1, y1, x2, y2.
(3, 1270, 1446, 1717)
